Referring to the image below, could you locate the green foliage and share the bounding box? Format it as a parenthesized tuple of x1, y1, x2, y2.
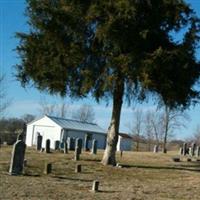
(16, 0, 200, 108)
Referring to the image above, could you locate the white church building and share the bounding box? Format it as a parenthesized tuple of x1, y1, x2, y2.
(26, 115, 133, 151)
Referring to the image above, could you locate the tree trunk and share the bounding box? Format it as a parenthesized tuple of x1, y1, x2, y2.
(101, 78, 124, 166)
(163, 135, 167, 153)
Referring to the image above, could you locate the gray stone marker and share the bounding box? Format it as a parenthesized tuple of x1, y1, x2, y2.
(191, 143, 196, 156)
(91, 140, 97, 154)
(153, 145, 158, 153)
(179, 147, 183, 155)
(183, 143, 187, 156)
(54, 140, 60, 150)
(9, 139, 26, 175)
(196, 146, 200, 157)
(64, 141, 68, 154)
(45, 139, 51, 153)
(84, 134, 90, 151)
(75, 138, 82, 154)
(68, 137, 75, 150)
(92, 180, 99, 192)
(74, 147, 80, 161)
(75, 164, 82, 173)
(36, 134, 43, 151)
(44, 163, 52, 174)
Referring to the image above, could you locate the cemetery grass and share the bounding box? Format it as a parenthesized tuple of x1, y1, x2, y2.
(0, 146, 200, 200)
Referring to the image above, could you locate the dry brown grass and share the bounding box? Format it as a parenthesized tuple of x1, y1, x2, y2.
(0, 145, 200, 200)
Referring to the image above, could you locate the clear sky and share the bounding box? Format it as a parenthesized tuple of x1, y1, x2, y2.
(0, 0, 200, 140)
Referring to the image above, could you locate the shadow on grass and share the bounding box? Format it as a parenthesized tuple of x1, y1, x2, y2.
(53, 175, 94, 182)
(97, 190, 120, 193)
(118, 164, 200, 172)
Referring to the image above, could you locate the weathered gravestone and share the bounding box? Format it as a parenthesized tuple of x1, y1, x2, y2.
(45, 139, 51, 153)
(196, 146, 200, 157)
(9, 139, 26, 175)
(183, 143, 187, 156)
(179, 147, 183, 155)
(191, 143, 196, 156)
(153, 145, 158, 153)
(36, 134, 43, 151)
(91, 140, 97, 154)
(75, 138, 82, 154)
(74, 147, 80, 161)
(54, 140, 60, 150)
(75, 164, 82, 173)
(68, 137, 75, 150)
(64, 141, 68, 154)
(84, 134, 90, 151)
(92, 180, 99, 192)
(44, 163, 52, 174)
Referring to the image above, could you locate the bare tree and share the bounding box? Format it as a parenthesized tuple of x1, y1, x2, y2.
(21, 114, 36, 124)
(192, 125, 200, 145)
(128, 109, 144, 151)
(144, 111, 155, 151)
(160, 106, 189, 153)
(72, 104, 95, 123)
(0, 75, 11, 117)
(38, 96, 70, 118)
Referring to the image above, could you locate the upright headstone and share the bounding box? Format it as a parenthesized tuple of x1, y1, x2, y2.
(92, 180, 99, 192)
(75, 164, 82, 173)
(91, 140, 97, 154)
(44, 163, 52, 174)
(45, 139, 51, 153)
(74, 147, 80, 161)
(68, 137, 75, 150)
(64, 141, 68, 154)
(54, 140, 60, 150)
(84, 134, 90, 151)
(9, 140, 26, 175)
(196, 146, 200, 157)
(191, 143, 196, 156)
(153, 145, 158, 153)
(183, 143, 187, 156)
(36, 134, 43, 151)
(75, 138, 82, 154)
(179, 147, 183, 155)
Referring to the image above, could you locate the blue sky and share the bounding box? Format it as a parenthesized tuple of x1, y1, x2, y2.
(0, 0, 200, 140)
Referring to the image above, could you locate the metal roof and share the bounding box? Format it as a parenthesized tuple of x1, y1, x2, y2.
(47, 115, 106, 134)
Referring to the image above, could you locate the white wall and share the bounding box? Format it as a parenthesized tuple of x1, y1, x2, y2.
(117, 136, 133, 151)
(26, 116, 106, 150)
(64, 130, 106, 149)
(26, 116, 61, 149)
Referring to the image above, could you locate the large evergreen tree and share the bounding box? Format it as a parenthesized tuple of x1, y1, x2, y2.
(16, 0, 200, 165)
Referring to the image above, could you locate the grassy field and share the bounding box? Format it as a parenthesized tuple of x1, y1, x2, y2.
(0, 145, 200, 200)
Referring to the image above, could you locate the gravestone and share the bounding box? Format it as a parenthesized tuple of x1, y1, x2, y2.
(179, 147, 183, 155)
(92, 180, 99, 192)
(44, 163, 52, 174)
(54, 140, 60, 150)
(36, 134, 43, 151)
(75, 164, 82, 173)
(183, 143, 187, 156)
(64, 141, 68, 154)
(45, 139, 51, 153)
(91, 140, 97, 154)
(74, 147, 80, 161)
(75, 138, 82, 154)
(84, 134, 90, 151)
(68, 137, 75, 150)
(191, 143, 196, 156)
(9, 140, 26, 175)
(196, 146, 200, 157)
(153, 145, 158, 153)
